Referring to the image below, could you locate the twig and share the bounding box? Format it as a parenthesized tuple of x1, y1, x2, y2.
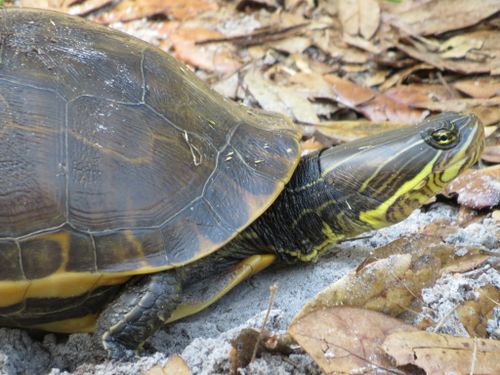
(432, 304, 459, 333)
(195, 23, 310, 47)
(250, 283, 278, 363)
(436, 71, 460, 99)
(469, 337, 478, 375)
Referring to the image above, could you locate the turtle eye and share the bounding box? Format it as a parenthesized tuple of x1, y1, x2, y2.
(432, 129, 456, 145)
(424, 128, 459, 149)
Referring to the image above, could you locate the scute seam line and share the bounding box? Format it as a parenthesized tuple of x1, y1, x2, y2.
(0, 76, 65, 102)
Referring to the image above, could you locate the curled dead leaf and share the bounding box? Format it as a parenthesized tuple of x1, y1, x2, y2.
(315, 120, 407, 143)
(244, 70, 319, 123)
(145, 355, 192, 375)
(97, 0, 218, 23)
(167, 27, 242, 74)
(324, 75, 426, 123)
(292, 249, 440, 323)
(338, 0, 380, 40)
(443, 165, 500, 210)
(294, 233, 493, 325)
(388, 0, 500, 36)
(289, 307, 416, 375)
(397, 30, 500, 74)
(230, 328, 297, 372)
(453, 78, 500, 99)
(482, 145, 500, 164)
(382, 331, 500, 375)
(456, 285, 500, 338)
(383, 84, 454, 107)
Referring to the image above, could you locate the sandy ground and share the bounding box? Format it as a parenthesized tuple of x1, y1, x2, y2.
(0, 203, 498, 375)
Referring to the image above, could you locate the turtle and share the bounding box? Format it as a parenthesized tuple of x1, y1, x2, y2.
(0, 8, 484, 357)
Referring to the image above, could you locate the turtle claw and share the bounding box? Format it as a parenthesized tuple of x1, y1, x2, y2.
(102, 332, 139, 361)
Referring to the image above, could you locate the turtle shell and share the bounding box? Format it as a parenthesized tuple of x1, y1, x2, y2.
(0, 9, 301, 303)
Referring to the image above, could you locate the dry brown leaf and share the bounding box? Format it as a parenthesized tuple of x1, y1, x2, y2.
(456, 285, 500, 338)
(482, 145, 500, 164)
(361, 69, 388, 87)
(455, 206, 487, 227)
(453, 78, 500, 99)
(443, 165, 500, 209)
(379, 63, 434, 92)
(145, 355, 192, 375)
(410, 97, 500, 114)
(167, 27, 241, 74)
(288, 72, 337, 101)
(383, 331, 500, 375)
(338, 0, 380, 40)
(313, 29, 369, 65)
(388, 0, 500, 36)
(342, 34, 382, 54)
(384, 84, 455, 107)
(324, 75, 426, 123)
(485, 126, 498, 138)
(229, 328, 297, 374)
(98, 0, 218, 23)
(20, 0, 64, 8)
(212, 73, 240, 99)
(338, 0, 359, 36)
(288, 307, 416, 375)
(361, 233, 490, 273)
(293, 230, 493, 324)
(323, 74, 375, 106)
(270, 36, 311, 54)
(236, 0, 280, 11)
(229, 328, 296, 372)
(301, 137, 326, 153)
(439, 34, 484, 60)
(66, 0, 112, 15)
(398, 30, 500, 75)
(230, 328, 262, 373)
(470, 107, 500, 127)
(293, 249, 438, 322)
(315, 120, 407, 143)
(359, 0, 380, 40)
(244, 71, 319, 123)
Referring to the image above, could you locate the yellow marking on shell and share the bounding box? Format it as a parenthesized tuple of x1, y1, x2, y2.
(0, 273, 131, 308)
(0, 121, 59, 138)
(0, 281, 30, 307)
(166, 254, 276, 323)
(359, 152, 441, 229)
(192, 181, 288, 261)
(43, 232, 71, 273)
(31, 314, 98, 333)
(24, 273, 130, 300)
(123, 230, 150, 268)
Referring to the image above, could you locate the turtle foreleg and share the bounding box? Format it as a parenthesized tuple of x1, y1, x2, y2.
(97, 271, 181, 358)
(96, 253, 276, 358)
(166, 254, 276, 324)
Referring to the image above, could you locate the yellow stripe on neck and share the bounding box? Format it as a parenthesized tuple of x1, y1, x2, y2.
(359, 152, 441, 229)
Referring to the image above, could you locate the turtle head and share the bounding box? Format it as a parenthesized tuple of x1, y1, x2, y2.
(319, 112, 484, 234)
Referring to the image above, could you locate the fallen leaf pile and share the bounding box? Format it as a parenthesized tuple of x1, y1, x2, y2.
(7, 0, 499, 374)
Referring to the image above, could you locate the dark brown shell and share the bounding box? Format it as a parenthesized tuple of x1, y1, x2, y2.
(0, 8, 301, 279)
